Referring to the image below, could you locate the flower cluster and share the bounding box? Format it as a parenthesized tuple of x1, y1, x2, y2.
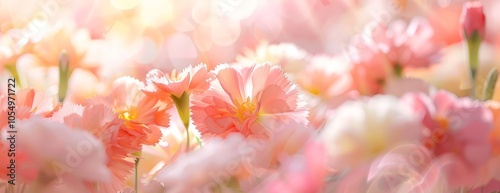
(1, 0, 500, 193)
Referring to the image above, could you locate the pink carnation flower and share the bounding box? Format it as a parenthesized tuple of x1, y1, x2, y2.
(296, 55, 354, 98)
(368, 17, 441, 69)
(144, 64, 214, 98)
(333, 144, 451, 193)
(258, 141, 329, 193)
(347, 36, 392, 95)
(0, 89, 57, 129)
(191, 63, 308, 138)
(90, 76, 171, 146)
(0, 117, 111, 191)
(156, 133, 250, 193)
(401, 90, 493, 187)
(52, 104, 150, 192)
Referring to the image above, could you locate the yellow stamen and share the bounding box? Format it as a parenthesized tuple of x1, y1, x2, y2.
(119, 108, 137, 121)
(235, 97, 257, 121)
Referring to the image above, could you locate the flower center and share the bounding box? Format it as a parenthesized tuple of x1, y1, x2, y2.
(305, 86, 321, 96)
(235, 97, 257, 121)
(167, 70, 183, 82)
(425, 115, 450, 151)
(435, 115, 449, 129)
(119, 108, 137, 121)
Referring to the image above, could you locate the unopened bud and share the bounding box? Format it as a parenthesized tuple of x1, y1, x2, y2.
(58, 50, 70, 102)
(460, 1, 486, 40)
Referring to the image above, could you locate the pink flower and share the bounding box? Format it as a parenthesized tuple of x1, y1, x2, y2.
(246, 119, 315, 169)
(144, 64, 214, 98)
(347, 18, 441, 96)
(482, 101, 500, 183)
(347, 36, 392, 95)
(191, 63, 308, 138)
(155, 133, 250, 193)
(470, 180, 500, 193)
(368, 18, 441, 69)
(486, 101, 500, 156)
(401, 90, 493, 187)
(259, 141, 329, 193)
(0, 117, 111, 190)
(366, 144, 451, 193)
(460, 1, 486, 40)
(333, 144, 451, 193)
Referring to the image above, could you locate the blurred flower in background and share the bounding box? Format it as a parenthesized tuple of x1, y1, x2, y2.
(2, 0, 500, 193)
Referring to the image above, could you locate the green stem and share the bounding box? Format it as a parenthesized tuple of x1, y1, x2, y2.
(5, 64, 21, 88)
(58, 51, 71, 103)
(171, 92, 191, 151)
(466, 32, 482, 99)
(394, 64, 403, 78)
(134, 158, 140, 193)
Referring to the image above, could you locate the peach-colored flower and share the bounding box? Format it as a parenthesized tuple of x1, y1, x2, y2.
(52, 104, 153, 192)
(296, 55, 354, 98)
(91, 76, 171, 146)
(144, 64, 214, 98)
(347, 36, 392, 95)
(191, 63, 308, 138)
(0, 88, 57, 129)
(296, 55, 358, 129)
(235, 42, 310, 76)
(30, 25, 97, 73)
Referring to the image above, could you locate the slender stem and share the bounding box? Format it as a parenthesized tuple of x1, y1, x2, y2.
(5, 64, 21, 88)
(134, 158, 140, 193)
(58, 52, 70, 103)
(185, 122, 190, 152)
(466, 32, 481, 99)
(171, 92, 191, 152)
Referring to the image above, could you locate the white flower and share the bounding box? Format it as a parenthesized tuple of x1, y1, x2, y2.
(319, 95, 423, 169)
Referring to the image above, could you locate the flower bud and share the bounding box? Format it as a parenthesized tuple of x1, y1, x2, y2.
(460, 1, 486, 40)
(58, 50, 70, 102)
